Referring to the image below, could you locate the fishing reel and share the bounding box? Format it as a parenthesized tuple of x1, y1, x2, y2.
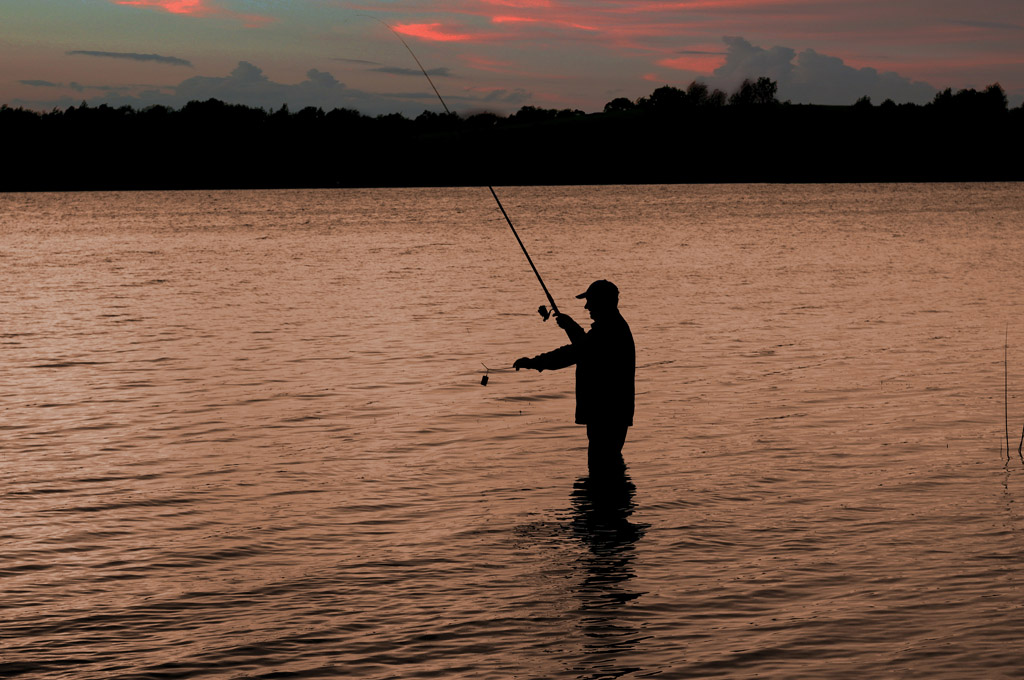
(538, 305, 551, 321)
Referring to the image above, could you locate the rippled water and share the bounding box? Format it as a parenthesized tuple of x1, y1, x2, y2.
(4, 183, 1024, 679)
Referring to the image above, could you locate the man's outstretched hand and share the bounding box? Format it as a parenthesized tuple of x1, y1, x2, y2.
(514, 357, 536, 371)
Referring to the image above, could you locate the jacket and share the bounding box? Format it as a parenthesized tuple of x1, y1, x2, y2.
(532, 311, 635, 426)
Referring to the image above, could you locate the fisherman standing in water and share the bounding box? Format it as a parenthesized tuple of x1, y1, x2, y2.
(514, 280, 635, 476)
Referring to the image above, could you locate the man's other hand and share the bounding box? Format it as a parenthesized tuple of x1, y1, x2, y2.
(513, 357, 533, 371)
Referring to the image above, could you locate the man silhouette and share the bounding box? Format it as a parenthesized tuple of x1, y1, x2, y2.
(514, 280, 635, 476)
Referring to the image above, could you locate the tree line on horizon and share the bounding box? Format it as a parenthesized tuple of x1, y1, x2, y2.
(2, 78, 1021, 190)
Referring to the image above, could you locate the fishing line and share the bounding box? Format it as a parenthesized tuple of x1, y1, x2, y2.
(363, 15, 560, 319)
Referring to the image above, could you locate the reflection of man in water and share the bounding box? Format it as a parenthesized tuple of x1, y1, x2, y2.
(514, 280, 635, 475)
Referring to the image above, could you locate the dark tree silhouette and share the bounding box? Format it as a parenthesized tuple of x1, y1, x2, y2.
(686, 81, 710, 106)
(1, 77, 1021, 190)
(641, 85, 689, 111)
(603, 97, 635, 114)
(729, 77, 779, 106)
(931, 83, 1009, 116)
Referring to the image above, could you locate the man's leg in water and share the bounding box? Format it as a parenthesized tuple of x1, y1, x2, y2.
(586, 422, 629, 476)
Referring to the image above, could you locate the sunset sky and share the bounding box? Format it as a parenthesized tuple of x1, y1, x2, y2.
(3, 0, 1022, 116)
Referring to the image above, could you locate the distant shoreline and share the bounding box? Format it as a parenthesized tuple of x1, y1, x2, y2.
(4, 81, 1022, 192)
(4, 178, 1019, 193)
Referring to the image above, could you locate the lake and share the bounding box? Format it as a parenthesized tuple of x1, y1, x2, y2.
(3, 183, 1024, 678)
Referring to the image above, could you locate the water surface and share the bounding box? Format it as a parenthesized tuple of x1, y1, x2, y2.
(3, 183, 1024, 678)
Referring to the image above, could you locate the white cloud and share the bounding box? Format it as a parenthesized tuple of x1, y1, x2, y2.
(171, 61, 397, 112)
(12, 61, 524, 116)
(704, 37, 938, 105)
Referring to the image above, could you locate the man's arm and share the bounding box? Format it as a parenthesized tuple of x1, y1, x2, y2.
(555, 313, 586, 344)
(514, 343, 577, 372)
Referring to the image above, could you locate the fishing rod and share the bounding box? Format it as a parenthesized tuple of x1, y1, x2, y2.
(367, 16, 560, 321)
(487, 186, 559, 319)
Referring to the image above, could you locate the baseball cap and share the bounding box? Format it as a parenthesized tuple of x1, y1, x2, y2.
(575, 279, 619, 300)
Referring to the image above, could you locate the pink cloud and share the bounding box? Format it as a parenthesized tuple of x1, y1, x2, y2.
(598, 0, 823, 12)
(658, 54, 727, 73)
(111, 0, 273, 26)
(489, 14, 598, 31)
(491, 15, 540, 23)
(462, 0, 711, 49)
(461, 0, 866, 51)
(393, 22, 480, 42)
(479, 0, 553, 6)
(846, 54, 1024, 78)
(348, 0, 1022, 102)
(113, 0, 211, 14)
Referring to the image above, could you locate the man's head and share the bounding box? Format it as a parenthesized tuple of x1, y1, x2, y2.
(576, 279, 619, 319)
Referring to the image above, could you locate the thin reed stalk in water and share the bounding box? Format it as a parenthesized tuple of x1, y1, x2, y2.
(1018, 422, 1024, 462)
(1007, 326, 1024, 464)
